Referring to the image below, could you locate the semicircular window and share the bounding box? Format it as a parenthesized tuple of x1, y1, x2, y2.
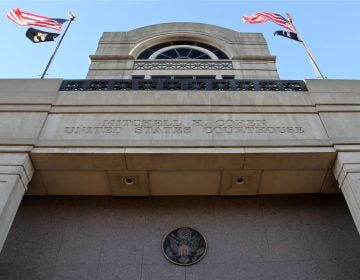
(137, 41, 228, 60)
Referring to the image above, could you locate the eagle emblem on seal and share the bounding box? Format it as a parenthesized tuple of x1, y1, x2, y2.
(162, 227, 207, 266)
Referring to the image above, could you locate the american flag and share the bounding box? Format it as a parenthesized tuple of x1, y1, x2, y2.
(242, 12, 296, 32)
(6, 8, 67, 31)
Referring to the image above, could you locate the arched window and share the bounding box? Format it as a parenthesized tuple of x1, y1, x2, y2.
(137, 41, 228, 60)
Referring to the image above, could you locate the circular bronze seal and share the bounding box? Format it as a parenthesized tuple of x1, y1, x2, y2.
(162, 227, 207, 266)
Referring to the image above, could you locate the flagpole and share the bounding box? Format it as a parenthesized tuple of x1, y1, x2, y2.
(286, 13, 325, 79)
(40, 12, 75, 79)
(300, 40, 325, 79)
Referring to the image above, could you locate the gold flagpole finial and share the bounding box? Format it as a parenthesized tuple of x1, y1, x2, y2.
(286, 13, 292, 24)
(68, 11, 76, 21)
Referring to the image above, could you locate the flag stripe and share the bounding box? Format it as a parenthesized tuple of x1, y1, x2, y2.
(242, 12, 295, 32)
(6, 8, 66, 31)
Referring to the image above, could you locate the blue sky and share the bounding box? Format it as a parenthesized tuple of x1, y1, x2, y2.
(1, 0, 359, 80)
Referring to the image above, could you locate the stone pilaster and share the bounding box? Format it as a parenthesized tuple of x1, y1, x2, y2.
(333, 151, 360, 233)
(0, 153, 33, 251)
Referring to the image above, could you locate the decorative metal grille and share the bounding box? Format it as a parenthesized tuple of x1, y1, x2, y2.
(89, 81, 109, 91)
(134, 61, 233, 70)
(62, 80, 85, 91)
(60, 79, 308, 92)
(113, 81, 132, 90)
(187, 81, 207, 90)
(212, 81, 231, 91)
(259, 81, 279, 91)
(163, 81, 182, 90)
(138, 81, 157, 90)
(282, 81, 306, 91)
(235, 81, 255, 91)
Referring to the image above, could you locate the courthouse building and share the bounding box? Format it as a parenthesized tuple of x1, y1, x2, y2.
(0, 23, 360, 279)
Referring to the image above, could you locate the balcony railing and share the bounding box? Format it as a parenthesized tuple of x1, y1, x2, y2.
(60, 79, 307, 92)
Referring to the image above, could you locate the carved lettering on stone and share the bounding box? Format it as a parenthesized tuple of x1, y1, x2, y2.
(63, 118, 305, 136)
(39, 113, 327, 145)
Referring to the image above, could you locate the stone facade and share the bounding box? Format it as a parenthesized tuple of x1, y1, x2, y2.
(87, 23, 279, 80)
(1, 195, 360, 280)
(1, 23, 360, 279)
